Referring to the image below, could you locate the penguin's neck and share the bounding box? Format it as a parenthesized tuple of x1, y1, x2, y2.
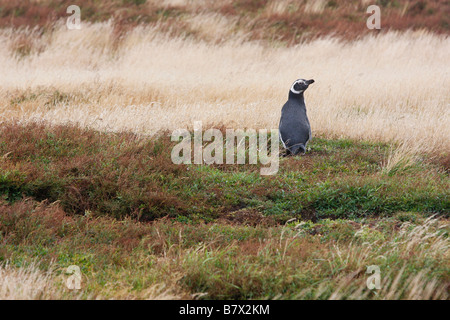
(289, 91, 305, 104)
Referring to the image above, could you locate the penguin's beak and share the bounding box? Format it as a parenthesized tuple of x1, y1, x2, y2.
(306, 79, 315, 85)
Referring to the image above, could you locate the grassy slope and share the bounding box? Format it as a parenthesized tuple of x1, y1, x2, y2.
(0, 123, 448, 222)
(1, 198, 448, 299)
(0, 123, 448, 299)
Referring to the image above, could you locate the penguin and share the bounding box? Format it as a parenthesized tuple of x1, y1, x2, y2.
(279, 78, 315, 156)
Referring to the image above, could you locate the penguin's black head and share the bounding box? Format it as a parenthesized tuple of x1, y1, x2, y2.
(290, 79, 315, 95)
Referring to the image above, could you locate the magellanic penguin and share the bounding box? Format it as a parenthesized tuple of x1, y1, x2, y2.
(279, 78, 315, 156)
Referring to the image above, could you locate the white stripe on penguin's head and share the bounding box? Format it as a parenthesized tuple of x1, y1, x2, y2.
(290, 79, 306, 94)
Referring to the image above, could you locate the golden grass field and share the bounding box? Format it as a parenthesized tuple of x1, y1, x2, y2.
(1, 22, 449, 170)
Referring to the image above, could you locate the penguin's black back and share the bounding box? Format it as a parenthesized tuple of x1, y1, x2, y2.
(279, 93, 311, 155)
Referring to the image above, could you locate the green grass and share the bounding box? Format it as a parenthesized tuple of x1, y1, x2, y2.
(0, 198, 448, 299)
(0, 123, 447, 222)
(0, 123, 448, 299)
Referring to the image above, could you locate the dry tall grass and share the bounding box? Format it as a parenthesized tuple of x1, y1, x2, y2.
(0, 262, 179, 300)
(324, 216, 449, 300)
(0, 263, 62, 299)
(0, 23, 449, 164)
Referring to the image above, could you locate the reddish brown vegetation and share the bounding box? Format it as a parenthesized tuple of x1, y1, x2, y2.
(0, 122, 188, 220)
(0, 123, 447, 224)
(0, 0, 448, 43)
